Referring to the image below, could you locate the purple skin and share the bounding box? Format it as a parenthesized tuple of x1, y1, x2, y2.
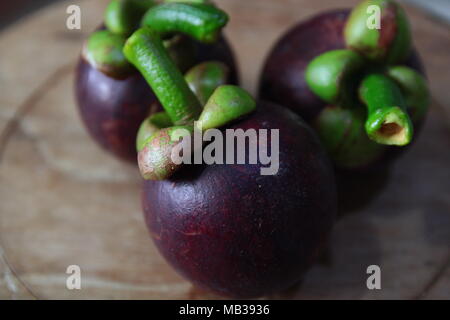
(142, 102, 337, 298)
(75, 35, 238, 163)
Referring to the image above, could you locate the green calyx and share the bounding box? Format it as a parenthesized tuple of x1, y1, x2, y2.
(359, 73, 413, 146)
(164, 0, 213, 4)
(386, 65, 430, 122)
(83, 30, 133, 78)
(315, 106, 385, 169)
(344, 0, 412, 64)
(105, 0, 156, 36)
(197, 85, 256, 131)
(124, 28, 203, 125)
(141, 3, 229, 43)
(138, 125, 194, 180)
(93, 0, 226, 77)
(136, 112, 173, 152)
(306, 49, 365, 105)
(125, 26, 254, 180)
(164, 35, 197, 73)
(185, 61, 230, 105)
(305, 0, 429, 151)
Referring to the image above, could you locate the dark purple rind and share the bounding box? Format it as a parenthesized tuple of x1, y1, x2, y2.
(142, 101, 337, 298)
(75, 59, 156, 162)
(75, 33, 239, 163)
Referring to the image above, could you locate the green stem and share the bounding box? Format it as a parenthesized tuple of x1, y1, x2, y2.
(141, 3, 228, 43)
(124, 28, 202, 125)
(105, 0, 156, 36)
(164, 0, 213, 4)
(314, 105, 385, 169)
(359, 73, 413, 146)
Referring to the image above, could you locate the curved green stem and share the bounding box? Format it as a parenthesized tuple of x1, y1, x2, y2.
(306, 49, 365, 105)
(105, 0, 156, 36)
(386, 66, 430, 122)
(124, 28, 202, 125)
(141, 3, 228, 43)
(185, 61, 230, 105)
(359, 73, 413, 146)
(163, 35, 197, 73)
(344, 0, 411, 64)
(83, 30, 133, 78)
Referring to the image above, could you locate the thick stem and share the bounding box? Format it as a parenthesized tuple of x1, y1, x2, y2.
(105, 0, 156, 36)
(185, 61, 230, 105)
(359, 73, 413, 146)
(141, 3, 228, 43)
(124, 28, 202, 125)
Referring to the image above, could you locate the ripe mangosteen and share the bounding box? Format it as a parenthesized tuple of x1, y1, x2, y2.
(124, 25, 337, 298)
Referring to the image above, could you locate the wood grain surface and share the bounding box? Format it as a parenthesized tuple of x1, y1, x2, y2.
(0, 0, 449, 299)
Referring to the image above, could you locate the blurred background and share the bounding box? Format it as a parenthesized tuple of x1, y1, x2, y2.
(1, 0, 450, 30)
(0, 0, 449, 300)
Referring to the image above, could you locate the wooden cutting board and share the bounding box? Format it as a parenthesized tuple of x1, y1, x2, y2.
(0, 0, 449, 299)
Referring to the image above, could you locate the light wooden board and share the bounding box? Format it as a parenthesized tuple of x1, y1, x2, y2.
(0, 0, 449, 299)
